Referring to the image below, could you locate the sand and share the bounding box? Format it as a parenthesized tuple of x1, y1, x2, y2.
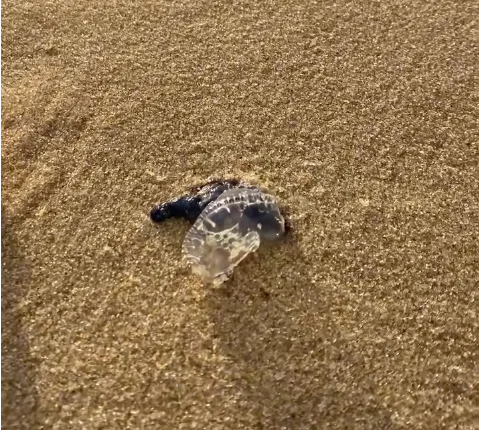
(2, 0, 478, 428)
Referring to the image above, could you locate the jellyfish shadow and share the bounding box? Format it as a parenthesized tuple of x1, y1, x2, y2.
(2, 210, 40, 429)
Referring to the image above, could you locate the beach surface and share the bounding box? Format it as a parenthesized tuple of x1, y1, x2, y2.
(2, 1, 478, 428)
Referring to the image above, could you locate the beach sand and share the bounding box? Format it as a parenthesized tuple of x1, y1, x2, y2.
(2, 1, 478, 428)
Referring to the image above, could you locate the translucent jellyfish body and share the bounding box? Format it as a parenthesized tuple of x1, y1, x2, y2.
(182, 188, 285, 285)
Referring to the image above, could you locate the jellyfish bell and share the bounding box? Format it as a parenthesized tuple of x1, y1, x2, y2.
(182, 188, 285, 285)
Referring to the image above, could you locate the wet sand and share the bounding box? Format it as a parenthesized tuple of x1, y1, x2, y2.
(2, 1, 478, 428)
